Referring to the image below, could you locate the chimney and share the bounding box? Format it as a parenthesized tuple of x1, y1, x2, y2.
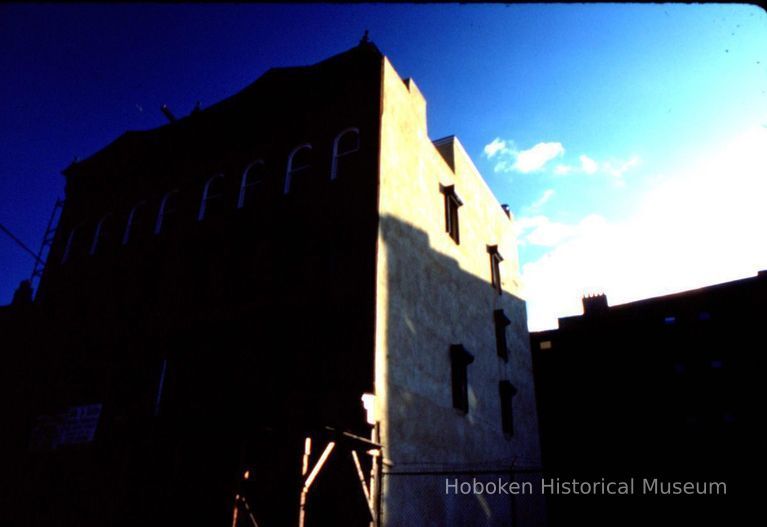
(12, 280, 33, 306)
(501, 204, 511, 219)
(161, 104, 177, 123)
(582, 293, 608, 316)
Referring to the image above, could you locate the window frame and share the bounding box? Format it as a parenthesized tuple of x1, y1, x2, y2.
(198, 173, 225, 221)
(440, 184, 463, 244)
(122, 201, 147, 245)
(330, 127, 360, 181)
(284, 143, 312, 194)
(154, 189, 179, 235)
(238, 160, 265, 209)
(60, 223, 83, 263)
(487, 245, 504, 294)
(89, 213, 113, 255)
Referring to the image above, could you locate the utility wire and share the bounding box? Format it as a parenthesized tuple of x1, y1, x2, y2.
(0, 222, 43, 264)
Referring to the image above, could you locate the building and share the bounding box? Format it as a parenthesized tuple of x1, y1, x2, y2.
(530, 272, 764, 526)
(1, 40, 544, 526)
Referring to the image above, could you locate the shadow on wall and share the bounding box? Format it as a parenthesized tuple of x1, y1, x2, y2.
(3, 212, 540, 526)
(378, 214, 545, 527)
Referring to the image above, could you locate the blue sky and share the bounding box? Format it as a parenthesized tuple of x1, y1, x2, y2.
(1, 4, 765, 329)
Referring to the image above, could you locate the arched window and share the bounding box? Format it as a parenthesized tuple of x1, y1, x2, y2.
(154, 190, 179, 235)
(122, 200, 147, 245)
(331, 127, 360, 181)
(61, 223, 84, 263)
(238, 160, 265, 209)
(284, 144, 312, 195)
(198, 174, 225, 221)
(89, 213, 113, 255)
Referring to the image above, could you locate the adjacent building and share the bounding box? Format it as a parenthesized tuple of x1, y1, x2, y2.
(1, 40, 544, 526)
(531, 272, 764, 526)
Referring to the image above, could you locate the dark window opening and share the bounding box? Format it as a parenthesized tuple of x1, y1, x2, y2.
(198, 174, 226, 221)
(155, 190, 179, 235)
(499, 380, 518, 436)
(89, 214, 115, 255)
(122, 201, 147, 245)
(238, 161, 266, 208)
(440, 184, 463, 244)
(332, 128, 360, 180)
(60, 224, 84, 263)
(284, 144, 313, 194)
(487, 245, 504, 294)
(494, 309, 511, 361)
(450, 344, 474, 413)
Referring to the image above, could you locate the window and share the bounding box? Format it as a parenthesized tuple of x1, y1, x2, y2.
(440, 184, 463, 244)
(122, 201, 147, 245)
(499, 381, 518, 436)
(89, 213, 113, 255)
(331, 127, 360, 180)
(494, 309, 510, 361)
(284, 144, 312, 194)
(238, 160, 265, 209)
(154, 189, 179, 235)
(487, 245, 504, 294)
(450, 344, 474, 413)
(198, 174, 225, 221)
(153, 358, 168, 417)
(60, 224, 82, 263)
(539, 340, 552, 350)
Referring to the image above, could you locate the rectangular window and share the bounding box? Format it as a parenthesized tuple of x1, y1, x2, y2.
(494, 310, 510, 360)
(450, 344, 474, 413)
(499, 381, 518, 436)
(487, 245, 504, 294)
(440, 184, 463, 244)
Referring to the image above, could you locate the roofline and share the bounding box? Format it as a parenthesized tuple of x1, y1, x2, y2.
(62, 40, 384, 178)
(550, 270, 766, 328)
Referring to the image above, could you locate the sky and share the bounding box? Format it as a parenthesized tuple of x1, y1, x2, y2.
(1, 4, 765, 330)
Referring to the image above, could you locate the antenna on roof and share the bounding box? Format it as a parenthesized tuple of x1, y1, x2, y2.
(161, 104, 177, 123)
(360, 30, 370, 45)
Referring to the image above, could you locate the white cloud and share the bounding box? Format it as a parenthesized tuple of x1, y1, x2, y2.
(554, 154, 637, 182)
(513, 142, 565, 173)
(483, 137, 640, 182)
(521, 126, 767, 331)
(515, 214, 598, 248)
(483, 139, 564, 174)
(579, 155, 599, 174)
(483, 137, 507, 158)
(602, 155, 640, 180)
(529, 189, 555, 210)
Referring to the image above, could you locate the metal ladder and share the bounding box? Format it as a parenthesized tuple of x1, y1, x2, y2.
(30, 198, 64, 293)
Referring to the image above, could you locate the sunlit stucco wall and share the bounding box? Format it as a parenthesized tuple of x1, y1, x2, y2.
(375, 56, 544, 526)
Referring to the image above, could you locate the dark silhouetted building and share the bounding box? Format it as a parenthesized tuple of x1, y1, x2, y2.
(1, 42, 545, 526)
(531, 272, 765, 526)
